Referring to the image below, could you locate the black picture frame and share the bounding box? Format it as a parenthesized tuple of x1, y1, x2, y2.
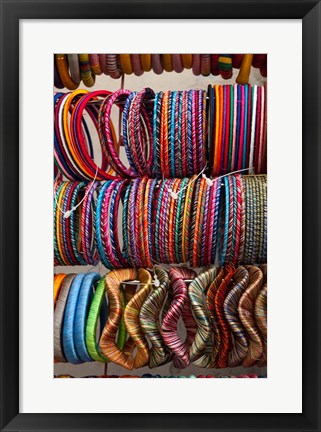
(0, 1, 320, 431)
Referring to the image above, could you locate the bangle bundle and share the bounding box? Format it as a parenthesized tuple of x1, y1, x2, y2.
(54, 85, 267, 180)
(54, 265, 267, 369)
(209, 83, 267, 177)
(54, 54, 267, 90)
(54, 175, 266, 267)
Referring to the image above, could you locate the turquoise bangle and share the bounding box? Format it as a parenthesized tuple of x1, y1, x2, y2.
(62, 273, 86, 364)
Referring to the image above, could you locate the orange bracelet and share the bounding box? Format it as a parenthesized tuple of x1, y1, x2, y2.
(182, 54, 192, 69)
(162, 54, 173, 72)
(54, 274, 67, 306)
(140, 54, 151, 72)
(55, 54, 78, 90)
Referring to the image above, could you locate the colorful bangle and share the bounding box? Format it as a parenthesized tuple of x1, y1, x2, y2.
(223, 266, 249, 367)
(139, 267, 172, 367)
(78, 54, 95, 87)
(162, 267, 196, 368)
(89, 54, 102, 75)
(239, 266, 264, 367)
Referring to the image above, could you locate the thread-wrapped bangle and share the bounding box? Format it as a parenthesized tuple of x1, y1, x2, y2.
(139, 267, 172, 368)
(99, 269, 142, 369)
(55, 54, 79, 90)
(214, 264, 236, 368)
(239, 265, 264, 367)
(73, 272, 101, 362)
(78, 54, 95, 87)
(89, 54, 102, 75)
(189, 266, 218, 367)
(162, 267, 196, 368)
(255, 284, 267, 367)
(81, 181, 100, 266)
(223, 266, 249, 367)
(85, 277, 109, 362)
(62, 273, 87, 364)
(54, 274, 76, 362)
(123, 269, 153, 368)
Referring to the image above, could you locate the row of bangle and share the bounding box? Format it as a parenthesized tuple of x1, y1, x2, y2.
(54, 85, 266, 180)
(54, 174, 267, 267)
(54, 264, 267, 369)
(55, 54, 267, 90)
(55, 374, 262, 378)
(208, 83, 267, 176)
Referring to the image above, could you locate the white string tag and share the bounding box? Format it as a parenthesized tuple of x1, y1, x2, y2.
(202, 173, 214, 187)
(169, 189, 178, 200)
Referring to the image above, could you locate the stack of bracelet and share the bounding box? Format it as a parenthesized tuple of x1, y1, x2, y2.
(54, 85, 267, 180)
(54, 175, 266, 267)
(54, 265, 267, 369)
(208, 84, 267, 176)
(55, 54, 267, 90)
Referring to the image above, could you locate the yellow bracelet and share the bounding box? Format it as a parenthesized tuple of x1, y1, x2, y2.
(78, 54, 95, 87)
(140, 54, 151, 72)
(119, 54, 133, 74)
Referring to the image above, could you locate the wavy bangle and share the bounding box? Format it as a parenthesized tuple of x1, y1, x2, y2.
(189, 266, 218, 367)
(162, 267, 196, 368)
(139, 267, 172, 367)
(223, 266, 249, 367)
(99, 269, 142, 369)
(123, 269, 152, 368)
(215, 264, 236, 368)
(239, 265, 264, 367)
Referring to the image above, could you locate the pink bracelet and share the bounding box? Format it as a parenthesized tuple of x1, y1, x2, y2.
(172, 54, 183, 73)
(130, 54, 144, 76)
(152, 54, 163, 74)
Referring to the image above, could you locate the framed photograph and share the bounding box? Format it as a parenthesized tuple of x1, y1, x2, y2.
(0, 0, 320, 431)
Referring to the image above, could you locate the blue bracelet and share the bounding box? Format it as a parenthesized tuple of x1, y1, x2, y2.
(62, 273, 86, 364)
(122, 91, 138, 174)
(74, 272, 101, 362)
